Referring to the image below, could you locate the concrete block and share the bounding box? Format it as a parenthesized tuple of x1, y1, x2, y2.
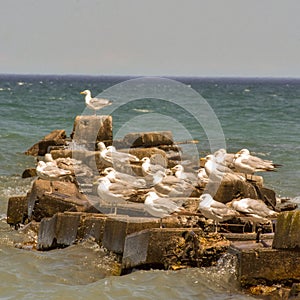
(230, 242, 300, 286)
(122, 228, 198, 270)
(71, 115, 112, 148)
(37, 212, 81, 250)
(29, 179, 90, 221)
(102, 216, 160, 254)
(77, 214, 107, 243)
(7, 196, 28, 226)
(272, 211, 300, 249)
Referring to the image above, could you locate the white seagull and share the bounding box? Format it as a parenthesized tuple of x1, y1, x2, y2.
(98, 142, 139, 167)
(102, 167, 147, 189)
(80, 89, 112, 114)
(203, 154, 243, 182)
(231, 198, 278, 218)
(231, 197, 278, 232)
(198, 193, 239, 233)
(233, 148, 280, 179)
(95, 177, 128, 214)
(36, 160, 72, 194)
(144, 191, 185, 228)
(141, 157, 166, 176)
(172, 164, 197, 184)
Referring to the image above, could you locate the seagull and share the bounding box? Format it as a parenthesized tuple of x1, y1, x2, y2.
(36, 160, 72, 194)
(144, 191, 185, 228)
(172, 164, 197, 184)
(97, 142, 139, 168)
(106, 145, 140, 163)
(44, 153, 93, 178)
(80, 89, 112, 114)
(102, 167, 147, 189)
(141, 157, 166, 176)
(213, 148, 236, 170)
(203, 154, 243, 182)
(95, 177, 128, 214)
(197, 167, 209, 187)
(231, 198, 278, 218)
(198, 193, 239, 233)
(231, 198, 278, 232)
(233, 148, 280, 179)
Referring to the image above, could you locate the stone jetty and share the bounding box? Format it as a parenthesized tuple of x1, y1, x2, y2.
(7, 114, 300, 298)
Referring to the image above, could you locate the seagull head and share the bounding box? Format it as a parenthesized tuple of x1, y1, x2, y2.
(80, 89, 90, 95)
(97, 142, 107, 151)
(237, 148, 250, 155)
(141, 157, 150, 163)
(171, 164, 184, 172)
(199, 193, 213, 202)
(145, 191, 158, 199)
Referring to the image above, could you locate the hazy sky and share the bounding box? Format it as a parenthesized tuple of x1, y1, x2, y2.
(1, 0, 299, 77)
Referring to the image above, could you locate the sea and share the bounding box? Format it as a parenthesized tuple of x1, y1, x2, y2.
(0, 74, 300, 299)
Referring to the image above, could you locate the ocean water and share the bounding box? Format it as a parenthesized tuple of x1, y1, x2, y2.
(1, 74, 300, 299)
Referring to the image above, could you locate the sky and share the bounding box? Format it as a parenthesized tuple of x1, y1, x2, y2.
(0, 0, 299, 77)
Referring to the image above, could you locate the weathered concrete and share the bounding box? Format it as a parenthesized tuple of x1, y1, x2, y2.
(27, 179, 91, 222)
(71, 115, 112, 148)
(102, 216, 161, 254)
(7, 196, 28, 227)
(230, 241, 300, 286)
(77, 214, 107, 243)
(37, 212, 82, 250)
(25, 129, 67, 156)
(272, 211, 300, 249)
(122, 228, 230, 272)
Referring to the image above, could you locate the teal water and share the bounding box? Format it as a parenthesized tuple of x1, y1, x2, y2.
(0, 74, 299, 299)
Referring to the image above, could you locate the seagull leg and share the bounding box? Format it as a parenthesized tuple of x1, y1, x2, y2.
(159, 218, 163, 229)
(214, 221, 218, 233)
(45, 181, 53, 195)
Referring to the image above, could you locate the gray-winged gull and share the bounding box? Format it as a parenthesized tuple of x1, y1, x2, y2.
(80, 89, 112, 114)
(198, 193, 238, 233)
(36, 160, 72, 194)
(144, 191, 185, 228)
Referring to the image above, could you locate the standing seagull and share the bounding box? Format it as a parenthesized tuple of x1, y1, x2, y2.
(233, 149, 280, 179)
(231, 198, 278, 232)
(198, 193, 238, 233)
(144, 191, 185, 228)
(80, 90, 112, 114)
(95, 177, 128, 214)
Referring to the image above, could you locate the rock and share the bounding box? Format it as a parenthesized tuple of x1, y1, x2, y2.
(102, 216, 161, 254)
(7, 196, 28, 227)
(22, 168, 37, 178)
(121, 228, 230, 273)
(77, 214, 107, 243)
(121, 131, 174, 148)
(230, 242, 300, 287)
(272, 211, 300, 249)
(28, 179, 92, 222)
(25, 129, 67, 156)
(71, 115, 112, 149)
(37, 212, 82, 250)
(206, 178, 258, 204)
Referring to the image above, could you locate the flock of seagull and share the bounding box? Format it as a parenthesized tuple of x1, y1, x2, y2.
(34, 90, 281, 233)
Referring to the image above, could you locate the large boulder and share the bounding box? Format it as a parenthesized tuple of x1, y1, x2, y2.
(27, 179, 94, 222)
(71, 115, 112, 149)
(25, 129, 67, 156)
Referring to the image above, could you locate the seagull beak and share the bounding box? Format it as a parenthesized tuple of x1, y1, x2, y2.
(80, 91, 85, 95)
(199, 157, 207, 167)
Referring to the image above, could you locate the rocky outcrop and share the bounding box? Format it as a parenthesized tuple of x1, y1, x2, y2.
(25, 129, 67, 156)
